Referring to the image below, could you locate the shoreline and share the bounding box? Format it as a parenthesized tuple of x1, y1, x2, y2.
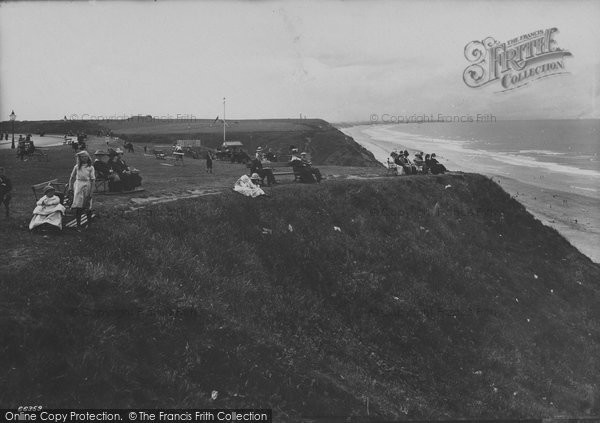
(340, 124, 600, 263)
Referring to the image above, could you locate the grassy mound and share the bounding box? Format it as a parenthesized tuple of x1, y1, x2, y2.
(1, 174, 599, 419)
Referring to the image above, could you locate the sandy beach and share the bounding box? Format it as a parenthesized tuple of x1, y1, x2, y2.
(341, 124, 600, 263)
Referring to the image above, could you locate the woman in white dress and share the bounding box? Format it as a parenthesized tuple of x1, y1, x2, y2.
(69, 150, 95, 229)
(29, 185, 66, 230)
(233, 174, 265, 198)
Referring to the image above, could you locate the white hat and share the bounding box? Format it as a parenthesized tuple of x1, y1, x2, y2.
(251, 173, 260, 179)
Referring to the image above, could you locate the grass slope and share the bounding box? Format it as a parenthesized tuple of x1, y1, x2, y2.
(1, 175, 599, 420)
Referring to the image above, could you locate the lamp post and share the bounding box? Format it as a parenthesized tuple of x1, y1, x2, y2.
(9, 110, 16, 149)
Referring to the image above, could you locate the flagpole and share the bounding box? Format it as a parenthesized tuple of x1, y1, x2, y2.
(223, 97, 226, 142)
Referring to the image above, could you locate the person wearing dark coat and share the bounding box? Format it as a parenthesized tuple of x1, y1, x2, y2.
(429, 153, 447, 174)
(289, 150, 321, 183)
(206, 151, 214, 173)
(114, 149, 141, 190)
(93, 150, 112, 179)
(0, 167, 12, 218)
(250, 156, 275, 185)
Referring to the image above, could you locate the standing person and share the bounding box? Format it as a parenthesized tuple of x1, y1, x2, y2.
(68, 151, 95, 230)
(0, 167, 12, 219)
(206, 150, 213, 174)
(144, 145, 147, 154)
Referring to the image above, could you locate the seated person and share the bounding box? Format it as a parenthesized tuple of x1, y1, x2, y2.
(233, 174, 266, 198)
(424, 154, 432, 174)
(428, 153, 447, 175)
(402, 151, 417, 174)
(393, 151, 402, 165)
(250, 173, 263, 187)
(249, 156, 276, 186)
(93, 150, 112, 179)
(29, 185, 66, 231)
(264, 148, 277, 161)
(289, 149, 316, 183)
(107, 149, 124, 191)
(413, 152, 425, 173)
(394, 151, 411, 174)
(388, 152, 403, 175)
(109, 148, 142, 191)
(300, 152, 322, 182)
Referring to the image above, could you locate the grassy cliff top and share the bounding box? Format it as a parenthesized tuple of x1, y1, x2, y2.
(1, 174, 599, 419)
(3, 118, 381, 167)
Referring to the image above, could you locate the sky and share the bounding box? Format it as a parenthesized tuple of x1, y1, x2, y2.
(1, 0, 599, 122)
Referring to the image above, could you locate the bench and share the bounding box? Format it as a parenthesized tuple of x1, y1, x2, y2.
(265, 162, 297, 177)
(32, 179, 73, 202)
(32, 179, 95, 228)
(253, 161, 302, 183)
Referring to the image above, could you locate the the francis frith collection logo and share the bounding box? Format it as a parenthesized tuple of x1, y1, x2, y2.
(463, 28, 572, 92)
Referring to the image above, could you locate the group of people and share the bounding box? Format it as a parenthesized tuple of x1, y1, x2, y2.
(26, 146, 144, 232)
(93, 148, 142, 192)
(247, 145, 322, 187)
(234, 145, 322, 197)
(389, 150, 447, 175)
(69, 133, 87, 151)
(249, 146, 276, 186)
(289, 147, 322, 183)
(17, 135, 35, 160)
(29, 150, 95, 231)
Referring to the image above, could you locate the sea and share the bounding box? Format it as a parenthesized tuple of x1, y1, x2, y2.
(340, 119, 600, 262)
(341, 119, 600, 198)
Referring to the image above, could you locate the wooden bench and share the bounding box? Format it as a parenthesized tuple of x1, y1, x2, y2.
(258, 161, 302, 182)
(32, 179, 67, 201)
(31, 179, 95, 228)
